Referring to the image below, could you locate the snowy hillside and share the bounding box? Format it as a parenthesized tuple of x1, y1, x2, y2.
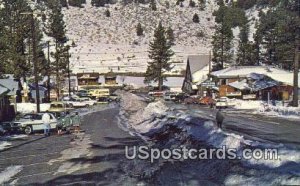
(63, 0, 218, 74)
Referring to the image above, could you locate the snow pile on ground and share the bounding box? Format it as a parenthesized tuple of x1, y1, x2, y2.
(1, 135, 29, 141)
(16, 103, 51, 114)
(233, 99, 263, 110)
(117, 90, 169, 134)
(225, 173, 300, 186)
(0, 165, 23, 184)
(258, 104, 300, 119)
(0, 141, 12, 150)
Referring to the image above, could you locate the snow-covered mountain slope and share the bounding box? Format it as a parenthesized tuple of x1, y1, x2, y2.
(63, 0, 218, 74)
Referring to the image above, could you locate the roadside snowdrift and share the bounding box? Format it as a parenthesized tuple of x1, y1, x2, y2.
(117, 91, 300, 169)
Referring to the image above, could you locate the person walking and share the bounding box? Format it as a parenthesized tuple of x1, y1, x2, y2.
(216, 109, 224, 129)
(72, 112, 81, 134)
(42, 113, 51, 136)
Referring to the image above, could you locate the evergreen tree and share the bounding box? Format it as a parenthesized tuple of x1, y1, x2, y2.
(145, 22, 174, 90)
(212, 23, 233, 70)
(256, 7, 299, 69)
(105, 9, 111, 17)
(45, 0, 67, 99)
(189, 0, 196, 7)
(0, 0, 33, 79)
(192, 13, 199, 23)
(166, 26, 175, 45)
(60, 0, 68, 7)
(69, 0, 86, 8)
(136, 22, 144, 36)
(92, 0, 106, 7)
(236, 23, 255, 65)
(150, 0, 157, 11)
(198, 0, 206, 10)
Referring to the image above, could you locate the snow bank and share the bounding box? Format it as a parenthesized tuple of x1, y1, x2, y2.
(225, 173, 300, 186)
(0, 166, 23, 184)
(118, 91, 300, 169)
(16, 103, 51, 114)
(0, 141, 12, 150)
(258, 105, 300, 119)
(117, 90, 168, 134)
(233, 100, 263, 110)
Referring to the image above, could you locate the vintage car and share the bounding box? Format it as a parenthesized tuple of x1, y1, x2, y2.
(9, 113, 58, 134)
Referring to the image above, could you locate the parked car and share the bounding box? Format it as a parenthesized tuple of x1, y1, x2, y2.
(76, 89, 90, 98)
(173, 93, 189, 103)
(109, 93, 121, 102)
(215, 97, 235, 109)
(184, 96, 201, 104)
(9, 113, 58, 134)
(148, 91, 164, 97)
(48, 101, 71, 112)
(199, 96, 215, 105)
(164, 92, 179, 101)
(89, 89, 110, 99)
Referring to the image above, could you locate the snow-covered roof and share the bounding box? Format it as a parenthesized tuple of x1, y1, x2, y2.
(192, 65, 210, 84)
(211, 66, 300, 86)
(187, 55, 210, 74)
(0, 85, 9, 96)
(0, 79, 19, 96)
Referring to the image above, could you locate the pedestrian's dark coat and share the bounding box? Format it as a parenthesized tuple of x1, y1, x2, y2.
(216, 110, 224, 128)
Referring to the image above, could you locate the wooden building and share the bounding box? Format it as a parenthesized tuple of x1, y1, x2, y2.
(182, 55, 210, 95)
(77, 73, 100, 89)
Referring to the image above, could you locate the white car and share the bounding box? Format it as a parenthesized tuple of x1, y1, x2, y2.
(215, 97, 235, 108)
(79, 97, 97, 106)
(63, 97, 97, 108)
(10, 113, 58, 134)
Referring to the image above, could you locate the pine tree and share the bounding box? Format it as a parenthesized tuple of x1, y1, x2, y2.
(105, 9, 111, 17)
(0, 0, 33, 79)
(145, 22, 174, 90)
(198, 0, 206, 10)
(166, 26, 175, 45)
(136, 22, 144, 36)
(69, 0, 86, 8)
(236, 21, 255, 65)
(212, 23, 233, 70)
(192, 13, 200, 23)
(189, 0, 196, 7)
(45, 0, 67, 99)
(150, 0, 157, 11)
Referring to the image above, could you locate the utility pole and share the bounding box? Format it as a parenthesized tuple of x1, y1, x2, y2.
(209, 50, 212, 74)
(292, 0, 300, 107)
(67, 46, 71, 97)
(47, 41, 51, 102)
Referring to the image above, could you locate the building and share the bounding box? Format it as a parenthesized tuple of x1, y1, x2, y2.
(0, 78, 20, 103)
(210, 66, 299, 100)
(182, 55, 210, 95)
(105, 72, 117, 85)
(0, 80, 17, 122)
(77, 73, 100, 89)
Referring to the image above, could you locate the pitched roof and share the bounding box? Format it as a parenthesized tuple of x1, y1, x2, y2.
(211, 66, 300, 86)
(0, 85, 9, 96)
(187, 55, 210, 74)
(0, 79, 19, 96)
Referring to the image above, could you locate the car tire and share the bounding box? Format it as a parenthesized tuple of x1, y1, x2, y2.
(69, 104, 74, 108)
(85, 104, 90, 108)
(24, 126, 32, 135)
